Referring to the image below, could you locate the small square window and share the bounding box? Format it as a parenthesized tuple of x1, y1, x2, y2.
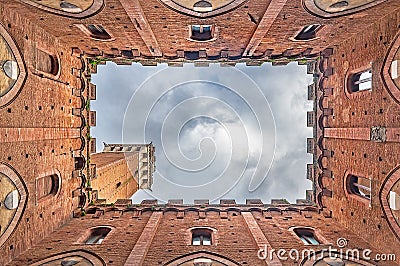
(191, 228, 213, 245)
(190, 25, 215, 41)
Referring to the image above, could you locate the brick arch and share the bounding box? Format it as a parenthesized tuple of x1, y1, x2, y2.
(165, 251, 240, 266)
(29, 250, 106, 266)
(0, 163, 28, 248)
(158, 0, 247, 18)
(302, 0, 387, 18)
(19, 0, 104, 18)
(382, 30, 400, 105)
(380, 165, 400, 241)
(0, 22, 27, 108)
(316, 190, 325, 208)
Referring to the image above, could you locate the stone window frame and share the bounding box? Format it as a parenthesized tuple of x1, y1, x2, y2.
(0, 23, 27, 108)
(191, 228, 212, 246)
(348, 69, 372, 92)
(75, 225, 114, 245)
(20, 0, 104, 18)
(33, 47, 61, 78)
(302, 0, 387, 18)
(291, 24, 323, 42)
(382, 31, 400, 104)
(188, 25, 218, 43)
(344, 63, 373, 99)
(380, 165, 400, 241)
(344, 172, 372, 206)
(35, 169, 62, 205)
(0, 163, 28, 248)
(75, 24, 114, 41)
(186, 226, 218, 246)
(29, 250, 106, 266)
(289, 226, 330, 246)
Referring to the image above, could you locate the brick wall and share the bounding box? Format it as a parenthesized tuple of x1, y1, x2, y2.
(8, 203, 396, 265)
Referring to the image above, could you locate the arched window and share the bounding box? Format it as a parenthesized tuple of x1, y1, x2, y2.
(0, 164, 28, 249)
(191, 228, 212, 245)
(347, 175, 371, 200)
(349, 69, 372, 92)
(78, 24, 112, 40)
(0, 35, 18, 96)
(189, 25, 215, 42)
(293, 228, 320, 245)
(36, 174, 59, 200)
(83, 227, 111, 244)
(20, 0, 104, 18)
(0, 23, 26, 108)
(28, 250, 106, 266)
(193, 1, 213, 12)
(303, 0, 387, 18)
(157, 0, 245, 18)
(294, 25, 321, 41)
(35, 49, 59, 75)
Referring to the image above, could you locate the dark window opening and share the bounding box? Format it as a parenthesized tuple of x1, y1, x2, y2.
(190, 25, 213, 41)
(329, 1, 349, 9)
(60, 1, 82, 12)
(74, 156, 85, 170)
(295, 24, 321, 40)
(84, 227, 111, 244)
(349, 69, 372, 92)
(347, 175, 371, 200)
(192, 228, 212, 245)
(37, 174, 59, 200)
(294, 228, 320, 245)
(86, 25, 112, 40)
(35, 49, 59, 75)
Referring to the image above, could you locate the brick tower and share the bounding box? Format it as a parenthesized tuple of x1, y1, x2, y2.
(89, 143, 155, 204)
(0, 0, 400, 265)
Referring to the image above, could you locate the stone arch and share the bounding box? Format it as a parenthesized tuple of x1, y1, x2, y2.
(165, 251, 240, 266)
(302, 0, 387, 18)
(29, 250, 106, 266)
(382, 30, 400, 105)
(0, 22, 27, 107)
(0, 163, 28, 248)
(158, 0, 247, 18)
(20, 0, 104, 18)
(380, 165, 400, 241)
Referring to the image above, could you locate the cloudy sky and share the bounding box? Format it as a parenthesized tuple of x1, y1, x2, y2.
(91, 62, 313, 204)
